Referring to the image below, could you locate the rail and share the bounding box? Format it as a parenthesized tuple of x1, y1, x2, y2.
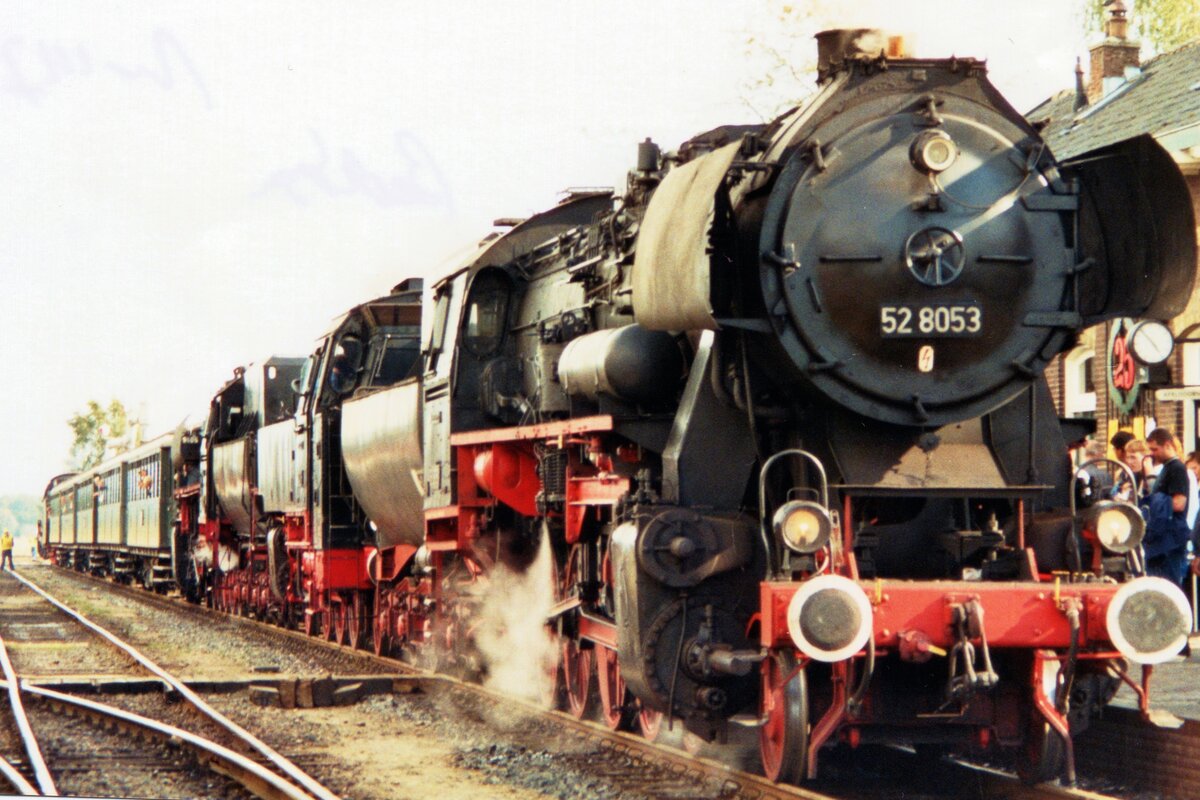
(0, 753, 36, 797)
(0, 678, 322, 800)
(6, 568, 341, 800)
(0, 631, 55, 795)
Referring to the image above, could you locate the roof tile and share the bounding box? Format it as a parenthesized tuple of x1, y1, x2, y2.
(1026, 40, 1200, 159)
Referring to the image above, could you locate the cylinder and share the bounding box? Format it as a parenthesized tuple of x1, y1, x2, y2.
(559, 325, 683, 406)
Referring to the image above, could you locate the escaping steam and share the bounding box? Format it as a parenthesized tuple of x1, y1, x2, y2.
(473, 527, 559, 707)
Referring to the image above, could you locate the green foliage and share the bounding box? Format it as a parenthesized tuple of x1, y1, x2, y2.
(1082, 0, 1200, 54)
(1139, 0, 1200, 52)
(0, 495, 40, 536)
(1081, 0, 1105, 34)
(68, 399, 130, 470)
(741, 1, 831, 120)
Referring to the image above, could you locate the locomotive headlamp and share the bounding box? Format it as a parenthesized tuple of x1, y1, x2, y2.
(786, 574, 873, 663)
(1084, 501, 1145, 554)
(773, 500, 832, 554)
(1105, 577, 1190, 665)
(911, 130, 958, 173)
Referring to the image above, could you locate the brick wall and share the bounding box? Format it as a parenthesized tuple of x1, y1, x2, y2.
(1044, 357, 1064, 414)
(1087, 41, 1140, 103)
(1094, 322, 1110, 436)
(1076, 706, 1200, 796)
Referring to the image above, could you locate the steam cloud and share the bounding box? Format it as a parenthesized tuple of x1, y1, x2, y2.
(473, 529, 560, 707)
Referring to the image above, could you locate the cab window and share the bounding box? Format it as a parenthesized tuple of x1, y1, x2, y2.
(295, 354, 317, 415)
(373, 335, 421, 386)
(328, 336, 364, 395)
(462, 270, 511, 358)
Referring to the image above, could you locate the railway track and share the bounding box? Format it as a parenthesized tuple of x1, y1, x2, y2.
(1, 679, 333, 800)
(18, 563, 1139, 800)
(0, 568, 344, 800)
(0, 623, 52, 795)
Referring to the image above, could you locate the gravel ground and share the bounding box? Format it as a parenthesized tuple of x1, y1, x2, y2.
(0, 569, 255, 798)
(0, 571, 138, 678)
(24, 699, 253, 799)
(11, 567, 381, 680)
(200, 676, 759, 800)
(9, 565, 719, 800)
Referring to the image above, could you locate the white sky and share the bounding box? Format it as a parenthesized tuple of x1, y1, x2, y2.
(0, 1, 1091, 496)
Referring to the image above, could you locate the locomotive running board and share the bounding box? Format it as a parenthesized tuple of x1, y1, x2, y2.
(450, 414, 614, 445)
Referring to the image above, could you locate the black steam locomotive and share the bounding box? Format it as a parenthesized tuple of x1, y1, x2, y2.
(45, 29, 1197, 785)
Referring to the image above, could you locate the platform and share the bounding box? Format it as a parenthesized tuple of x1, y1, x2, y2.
(1109, 633, 1200, 721)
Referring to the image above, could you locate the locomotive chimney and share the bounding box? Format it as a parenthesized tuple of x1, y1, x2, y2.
(815, 28, 888, 82)
(1087, 0, 1140, 103)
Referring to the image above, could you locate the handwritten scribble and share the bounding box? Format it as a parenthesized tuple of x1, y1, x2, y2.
(105, 28, 214, 109)
(0, 36, 91, 104)
(0, 28, 211, 108)
(258, 129, 455, 213)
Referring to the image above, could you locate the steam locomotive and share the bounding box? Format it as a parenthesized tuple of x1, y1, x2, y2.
(43, 30, 1198, 785)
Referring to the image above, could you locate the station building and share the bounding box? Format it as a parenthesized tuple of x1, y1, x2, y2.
(1028, 2, 1200, 451)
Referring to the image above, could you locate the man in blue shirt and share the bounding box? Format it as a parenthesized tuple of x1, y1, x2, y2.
(1145, 428, 1190, 586)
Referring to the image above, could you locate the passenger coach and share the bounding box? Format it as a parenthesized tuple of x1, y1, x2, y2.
(43, 434, 175, 588)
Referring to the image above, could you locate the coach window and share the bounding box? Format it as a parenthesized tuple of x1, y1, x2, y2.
(462, 270, 511, 358)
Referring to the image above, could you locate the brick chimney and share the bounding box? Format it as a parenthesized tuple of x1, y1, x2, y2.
(1088, 0, 1140, 103)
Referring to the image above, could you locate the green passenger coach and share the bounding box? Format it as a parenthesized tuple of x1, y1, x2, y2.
(41, 434, 176, 586)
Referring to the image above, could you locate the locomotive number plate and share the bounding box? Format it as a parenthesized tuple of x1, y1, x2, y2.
(880, 303, 981, 338)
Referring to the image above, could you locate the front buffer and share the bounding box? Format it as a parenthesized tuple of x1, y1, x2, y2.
(758, 575, 1190, 783)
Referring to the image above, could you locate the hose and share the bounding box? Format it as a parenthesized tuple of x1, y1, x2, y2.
(847, 635, 875, 715)
(667, 594, 688, 731)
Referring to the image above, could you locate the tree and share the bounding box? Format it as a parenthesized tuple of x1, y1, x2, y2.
(740, 1, 834, 120)
(0, 495, 41, 536)
(1082, 0, 1200, 54)
(68, 399, 130, 470)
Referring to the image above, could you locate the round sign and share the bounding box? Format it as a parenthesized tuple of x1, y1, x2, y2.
(1108, 318, 1145, 417)
(1128, 321, 1175, 366)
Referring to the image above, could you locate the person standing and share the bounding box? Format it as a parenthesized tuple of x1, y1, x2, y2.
(1111, 430, 1135, 462)
(1143, 429, 1190, 585)
(0, 529, 12, 571)
(1113, 438, 1149, 501)
(1075, 439, 1114, 507)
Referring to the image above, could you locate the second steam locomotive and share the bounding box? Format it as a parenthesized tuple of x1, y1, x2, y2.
(42, 30, 1198, 785)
